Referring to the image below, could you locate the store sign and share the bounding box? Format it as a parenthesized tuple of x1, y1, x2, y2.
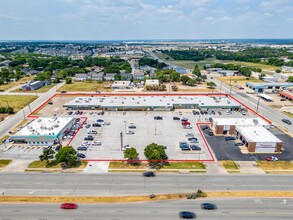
(255, 143, 275, 153)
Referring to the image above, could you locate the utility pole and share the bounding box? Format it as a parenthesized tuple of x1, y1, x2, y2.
(120, 131, 123, 151)
(256, 97, 260, 112)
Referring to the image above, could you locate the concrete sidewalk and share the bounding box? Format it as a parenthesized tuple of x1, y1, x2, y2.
(236, 161, 265, 174)
(205, 162, 228, 174)
(1, 160, 33, 172)
(83, 162, 109, 173)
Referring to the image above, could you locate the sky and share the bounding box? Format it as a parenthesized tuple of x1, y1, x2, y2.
(0, 0, 293, 40)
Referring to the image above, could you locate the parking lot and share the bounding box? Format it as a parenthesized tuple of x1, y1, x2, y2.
(69, 110, 214, 161)
(201, 125, 293, 161)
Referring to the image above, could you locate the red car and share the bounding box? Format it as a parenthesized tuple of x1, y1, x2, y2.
(60, 203, 78, 209)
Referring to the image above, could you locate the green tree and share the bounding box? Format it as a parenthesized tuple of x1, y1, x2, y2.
(65, 77, 72, 84)
(275, 69, 281, 73)
(192, 65, 201, 77)
(39, 148, 55, 166)
(55, 146, 80, 167)
(144, 143, 168, 162)
(124, 147, 139, 163)
(207, 81, 216, 89)
(114, 74, 122, 80)
(170, 71, 180, 82)
(187, 78, 196, 86)
(287, 76, 293, 82)
(259, 73, 266, 80)
(6, 106, 14, 114)
(180, 75, 190, 85)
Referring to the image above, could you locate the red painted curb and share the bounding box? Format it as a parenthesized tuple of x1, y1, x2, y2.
(67, 116, 87, 146)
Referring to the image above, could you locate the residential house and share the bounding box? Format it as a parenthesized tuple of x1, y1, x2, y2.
(133, 70, 145, 80)
(145, 79, 160, 87)
(22, 81, 50, 91)
(75, 73, 89, 81)
(91, 66, 102, 72)
(121, 73, 132, 80)
(104, 73, 116, 81)
(91, 72, 104, 81)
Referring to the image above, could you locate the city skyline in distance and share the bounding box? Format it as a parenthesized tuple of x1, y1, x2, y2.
(0, 0, 293, 40)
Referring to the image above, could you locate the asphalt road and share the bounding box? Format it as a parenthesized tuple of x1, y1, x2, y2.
(0, 198, 292, 220)
(1, 173, 293, 196)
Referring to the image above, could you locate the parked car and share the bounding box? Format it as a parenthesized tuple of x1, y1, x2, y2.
(92, 123, 102, 127)
(181, 117, 188, 122)
(92, 141, 102, 146)
(84, 136, 94, 141)
(208, 131, 214, 136)
(188, 137, 198, 141)
(55, 145, 62, 151)
(154, 116, 163, 120)
(143, 171, 155, 177)
(76, 153, 86, 158)
(173, 116, 180, 120)
(48, 101, 53, 105)
(185, 133, 194, 137)
(184, 125, 193, 129)
(202, 126, 208, 131)
(128, 125, 136, 129)
(179, 211, 196, 219)
(85, 124, 91, 129)
(182, 121, 191, 126)
(122, 145, 131, 151)
(60, 203, 78, 209)
(282, 119, 292, 125)
(126, 130, 135, 135)
(60, 91, 67, 94)
(68, 111, 73, 115)
(87, 130, 97, 134)
(190, 145, 201, 151)
(225, 136, 236, 141)
(218, 111, 222, 115)
(96, 119, 104, 122)
(280, 98, 286, 101)
(201, 203, 217, 210)
(181, 146, 191, 151)
(103, 121, 111, 125)
(77, 146, 87, 151)
(265, 156, 278, 161)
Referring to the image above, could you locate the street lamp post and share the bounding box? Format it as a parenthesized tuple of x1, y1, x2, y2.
(124, 120, 127, 134)
(256, 97, 260, 113)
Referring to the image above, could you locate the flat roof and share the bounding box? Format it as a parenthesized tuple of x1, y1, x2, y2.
(236, 126, 282, 143)
(246, 82, 293, 87)
(258, 94, 273, 101)
(279, 91, 293, 100)
(212, 117, 269, 126)
(64, 95, 241, 109)
(13, 117, 74, 137)
(112, 81, 131, 87)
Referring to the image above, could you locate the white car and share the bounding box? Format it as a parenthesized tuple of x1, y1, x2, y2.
(122, 145, 131, 151)
(127, 130, 135, 135)
(184, 125, 193, 129)
(103, 122, 111, 125)
(92, 141, 102, 146)
(185, 133, 194, 137)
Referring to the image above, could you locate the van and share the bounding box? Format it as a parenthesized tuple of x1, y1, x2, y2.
(88, 130, 97, 134)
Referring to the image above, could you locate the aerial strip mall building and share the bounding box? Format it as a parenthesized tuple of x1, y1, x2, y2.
(63, 95, 242, 111)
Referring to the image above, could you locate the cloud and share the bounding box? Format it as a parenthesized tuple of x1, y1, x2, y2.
(264, 13, 273, 16)
(205, 16, 214, 21)
(220, 16, 232, 21)
(0, 14, 44, 22)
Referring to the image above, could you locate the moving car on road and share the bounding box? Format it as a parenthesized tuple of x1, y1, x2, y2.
(282, 119, 292, 125)
(179, 211, 196, 219)
(201, 203, 217, 210)
(143, 171, 155, 177)
(60, 203, 78, 209)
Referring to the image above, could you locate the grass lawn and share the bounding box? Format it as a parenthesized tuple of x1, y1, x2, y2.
(0, 159, 12, 168)
(257, 161, 293, 173)
(0, 76, 34, 91)
(57, 81, 112, 92)
(0, 95, 38, 112)
(221, 160, 240, 173)
(109, 162, 147, 169)
(223, 61, 278, 71)
(163, 162, 206, 170)
(28, 160, 88, 169)
(283, 111, 293, 118)
(11, 84, 57, 93)
(0, 135, 9, 143)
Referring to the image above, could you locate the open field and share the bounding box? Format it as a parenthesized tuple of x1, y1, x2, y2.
(155, 53, 278, 71)
(216, 76, 263, 88)
(0, 76, 34, 91)
(57, 81, 112, 92)
(0, 95, 38, 112)
(11, 84, 57, 93)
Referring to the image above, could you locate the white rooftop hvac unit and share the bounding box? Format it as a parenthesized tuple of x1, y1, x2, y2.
(37, 119, 42, 122)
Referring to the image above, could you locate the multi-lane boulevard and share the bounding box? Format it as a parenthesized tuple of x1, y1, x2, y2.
(0, 173, 293, 196)
(0, 198, 292, 220)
